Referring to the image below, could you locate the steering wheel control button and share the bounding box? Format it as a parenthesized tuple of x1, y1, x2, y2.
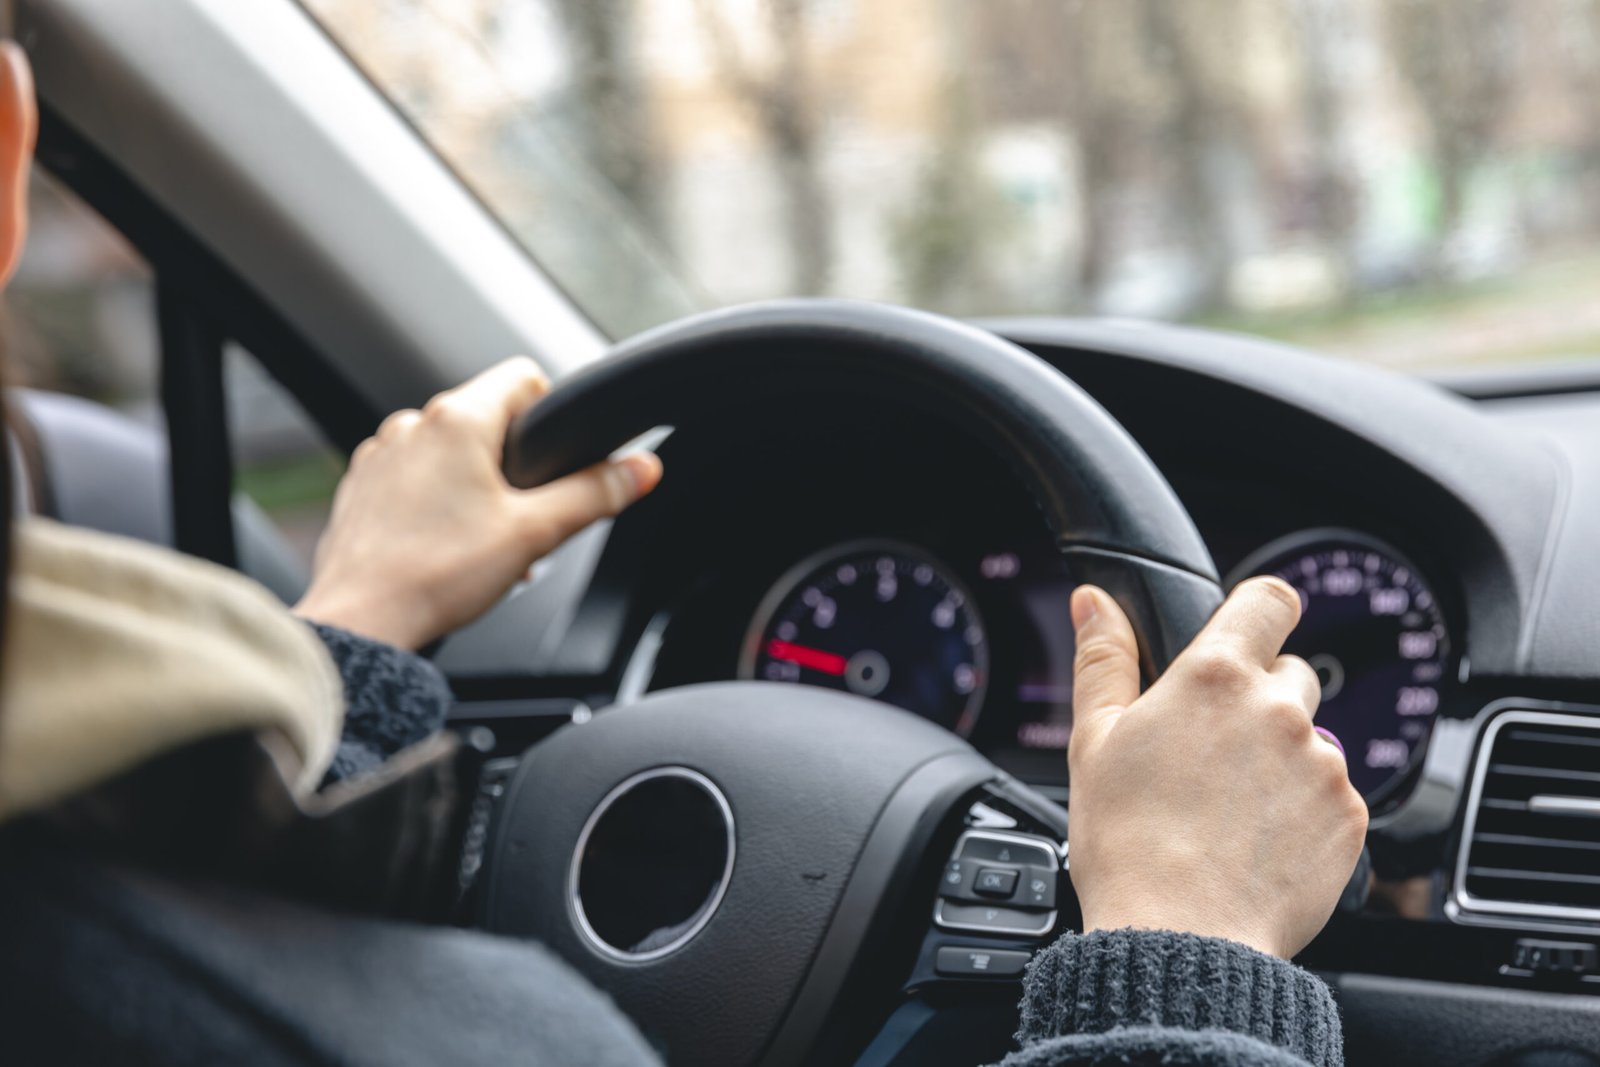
(937, 902, 1054, 937)
(937, 858, 991, 902)
(974, 868, 1019, 898)
(570, 767, 735, 963)
(936, 830, 1061, 936)
(958, 833, 1055, 869)
(1022, 869, 1057, 909)
(934, 946, 1032, 978)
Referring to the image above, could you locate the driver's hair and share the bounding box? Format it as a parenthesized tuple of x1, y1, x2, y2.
(0, 385, 13, 676)
(0, 0, 21, 669)
(0, 0, 16, 661)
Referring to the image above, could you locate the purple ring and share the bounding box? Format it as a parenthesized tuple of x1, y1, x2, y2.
(1315, 726, 1345, 757)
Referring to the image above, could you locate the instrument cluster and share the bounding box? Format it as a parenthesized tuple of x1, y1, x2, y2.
(738, 527, 1456, 808)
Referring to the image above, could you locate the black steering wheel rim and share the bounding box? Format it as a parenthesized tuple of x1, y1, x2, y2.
(484, 300, 1225, 1064)
(505, 298, 1222, 674)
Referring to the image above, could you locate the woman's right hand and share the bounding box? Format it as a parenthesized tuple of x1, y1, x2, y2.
(1064, 578, 1368, 960)
(294, 357, 661, 651)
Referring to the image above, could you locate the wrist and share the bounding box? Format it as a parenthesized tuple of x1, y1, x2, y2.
(1080, 905, 1284, 958)
(294, 588, 432, 651)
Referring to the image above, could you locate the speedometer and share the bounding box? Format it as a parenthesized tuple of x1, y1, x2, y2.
(739, 542, 989, 736)
(1229, 531, 1451, 804)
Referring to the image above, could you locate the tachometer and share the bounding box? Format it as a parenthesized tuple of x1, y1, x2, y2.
(739, 542, 989, 736)
(1230, 531, 1451, 804)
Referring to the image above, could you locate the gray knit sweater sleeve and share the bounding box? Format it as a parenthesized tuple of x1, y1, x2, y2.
(997, 928, 1343, 1067)
(307, 623, 455, 784)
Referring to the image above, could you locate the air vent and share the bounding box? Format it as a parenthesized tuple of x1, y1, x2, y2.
(1454, 710, 1600, 925)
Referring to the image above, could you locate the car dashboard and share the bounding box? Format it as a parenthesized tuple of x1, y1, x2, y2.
(441, 318, 1600, 1016)
(634, 444, 1462, 812)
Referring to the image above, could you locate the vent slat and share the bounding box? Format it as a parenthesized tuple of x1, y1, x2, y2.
(1458, 712, 1600, 922)
(1474, 832, 1600, 852)
(1475, 806, 1600, 840)
(1505, 729, 1600, 750)
(1487, 763, 1600, 784)
(1467, 866, 1600, 887)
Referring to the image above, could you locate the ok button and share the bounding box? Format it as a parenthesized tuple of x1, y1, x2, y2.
(973, 867, 1019, 898)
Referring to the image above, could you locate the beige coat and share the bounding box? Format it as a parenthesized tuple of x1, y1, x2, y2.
(0, 517, 345, 824)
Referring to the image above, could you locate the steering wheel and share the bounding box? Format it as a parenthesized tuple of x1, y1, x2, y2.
(480, 300, 1223, 1065)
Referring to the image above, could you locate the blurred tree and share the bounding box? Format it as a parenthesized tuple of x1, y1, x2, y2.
(1388, 0, 1513, 271)
(548, 0, 664, 237)
(974, 0, 1148, 311)
(694, 0, 834, 294)
(1290, 0, 1359, 299)
(1057, 1, 1136, 311)
(1023, 0, 1254, 315)
(1139, 0, 1251, 314)
(891, 1, 1010, 313)
(1567, 0, 1600, 231)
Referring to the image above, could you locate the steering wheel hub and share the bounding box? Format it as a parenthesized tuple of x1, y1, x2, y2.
(484, 683, 997, 1066)
(569, 766, 735, 962)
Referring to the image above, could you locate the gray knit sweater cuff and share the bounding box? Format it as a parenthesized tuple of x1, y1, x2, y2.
(307, 623, 455, 785)
(1016, 928, 1342, 1067)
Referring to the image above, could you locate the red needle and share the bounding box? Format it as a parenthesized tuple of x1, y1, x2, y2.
(766, 639, 848, 677)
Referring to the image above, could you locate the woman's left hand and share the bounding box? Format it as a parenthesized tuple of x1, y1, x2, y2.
(294, 357, 662, 650)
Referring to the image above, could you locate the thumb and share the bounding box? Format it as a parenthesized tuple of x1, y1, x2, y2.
(1071, 586, 1141, 742)
(514, 451, 663, 557)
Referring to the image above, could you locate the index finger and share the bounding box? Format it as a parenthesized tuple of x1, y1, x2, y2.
(1199, 576, 1304, 667)
(428, 356, 550, 445)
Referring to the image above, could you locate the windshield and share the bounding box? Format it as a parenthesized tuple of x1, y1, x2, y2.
(305, 0, 1600, 371)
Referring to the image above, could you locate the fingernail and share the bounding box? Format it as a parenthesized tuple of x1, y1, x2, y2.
(621, 452, 662, 497)
(1070, 586, 1098, 630)
(1315, 726, 1345, 757)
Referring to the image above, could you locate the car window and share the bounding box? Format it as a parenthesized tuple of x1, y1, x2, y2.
(8, 168, 155, 412)
(224, 344, 343, 570)
(10, 168, 339, 570)
(305, 0, 1600, 372)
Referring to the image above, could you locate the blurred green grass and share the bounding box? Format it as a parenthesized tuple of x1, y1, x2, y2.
(1196, 252, 1600, 370)
(235, 452, 344, 515)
